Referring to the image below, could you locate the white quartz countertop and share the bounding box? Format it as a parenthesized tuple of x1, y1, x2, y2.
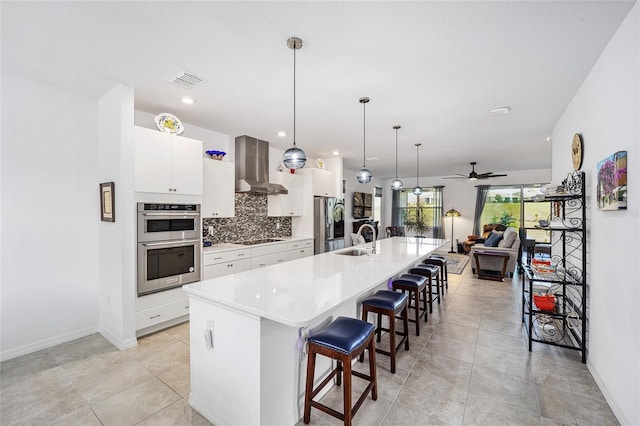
(185, 237, 447, 327)
(202, 235, 314, 254)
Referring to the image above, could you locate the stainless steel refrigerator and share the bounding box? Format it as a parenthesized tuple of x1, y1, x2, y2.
(314, 197, 345, 254)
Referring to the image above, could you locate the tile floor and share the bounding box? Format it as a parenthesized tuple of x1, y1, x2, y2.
(0, 266, 619, 425)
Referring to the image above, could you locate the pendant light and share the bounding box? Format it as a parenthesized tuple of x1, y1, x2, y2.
(356, 97, 372, 184)
(282, 37, 306, 170)
(413, 143, 423, 195)
(390, 125, 403, 190)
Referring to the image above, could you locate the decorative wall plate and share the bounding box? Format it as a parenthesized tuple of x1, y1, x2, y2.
(316, 158, 325, 169)
(155, 113, 184, 135)
(572, 133, 583, 170)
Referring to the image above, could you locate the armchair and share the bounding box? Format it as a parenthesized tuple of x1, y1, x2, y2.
(469, 226, 521, 277)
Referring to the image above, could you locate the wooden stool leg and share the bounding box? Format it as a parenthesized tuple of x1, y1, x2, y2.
(422, 286, 428, 322)
(303, 350, 317, 423)
(402, 304, 410, 351)
(388, 308, 396, 374)
(368, 338, 378, 401)
(342, 354, 353, 426)
(359, 308, 368, 363)
(376, 312, 382, 342)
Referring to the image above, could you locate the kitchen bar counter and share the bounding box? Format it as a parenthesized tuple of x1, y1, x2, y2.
(184, 237, 447, 425)
(202, 235, 314, 254)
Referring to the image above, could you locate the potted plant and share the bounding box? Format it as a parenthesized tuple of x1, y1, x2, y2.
(403, 206, 431, 237)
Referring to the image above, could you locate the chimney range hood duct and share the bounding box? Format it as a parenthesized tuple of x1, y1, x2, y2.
(235, 135, 288, 194)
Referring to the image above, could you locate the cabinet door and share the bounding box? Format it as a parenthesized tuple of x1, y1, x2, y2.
(287, 247, 312, 261)
(268, 172, 303, 216)
(251, 252, 288, 269)
(312, 169, 338, 197)
(134, 127, 173, 193)
(171, 135, 203, 195)
(204, 259, 251, 279)
(202, 160, 235, 217)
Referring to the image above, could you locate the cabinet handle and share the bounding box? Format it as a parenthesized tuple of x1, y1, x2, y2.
(185, 306, 189, 309)
(278, 259, 284, 263)
(150, 314, 161, 319)
(259, 263, 266, 266)
(227, 263, 234, 267)
(168, 188, 172, 192)
(214, 257, 222, 260)
(237, 253, 246, 257)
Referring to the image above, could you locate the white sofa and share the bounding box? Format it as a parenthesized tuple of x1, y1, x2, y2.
(470, 226, 521, 276)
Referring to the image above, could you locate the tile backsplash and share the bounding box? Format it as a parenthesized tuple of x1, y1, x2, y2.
(203, 193, 292, 244)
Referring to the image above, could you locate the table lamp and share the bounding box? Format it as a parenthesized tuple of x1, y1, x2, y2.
(445, 208, 461, 253)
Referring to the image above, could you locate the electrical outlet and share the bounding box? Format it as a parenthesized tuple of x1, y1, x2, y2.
(276, 222, 281, 229)
(208, 226, 214, 235)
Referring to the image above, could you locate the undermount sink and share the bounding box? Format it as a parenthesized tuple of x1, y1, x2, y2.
(336, 249, 371, 256)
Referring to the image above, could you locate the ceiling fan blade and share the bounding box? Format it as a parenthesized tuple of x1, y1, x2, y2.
(442, 175, 466, 179)
(479, 173, 508, 179)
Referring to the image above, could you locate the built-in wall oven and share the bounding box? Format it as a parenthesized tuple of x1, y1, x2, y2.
(137, 203, 201, 296)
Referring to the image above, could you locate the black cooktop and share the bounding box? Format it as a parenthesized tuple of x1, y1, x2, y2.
(237, 238, 283, 246)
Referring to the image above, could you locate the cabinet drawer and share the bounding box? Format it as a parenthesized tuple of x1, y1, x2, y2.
(288, 247, 313, 261)
(203, 249, 251, 265)
(251, 252, 288, 269)
(250, 242, 288, 257)
(136, 299, 190, 330)
(287, 239, 313, 251)
(203, 259, 251, 279)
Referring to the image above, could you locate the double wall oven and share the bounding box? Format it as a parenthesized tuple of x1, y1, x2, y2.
(137, 203, 201, 296)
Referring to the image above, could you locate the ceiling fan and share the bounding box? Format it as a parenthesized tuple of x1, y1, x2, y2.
(443, 162, 507, 180)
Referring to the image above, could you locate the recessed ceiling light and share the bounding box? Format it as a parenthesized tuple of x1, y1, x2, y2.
(180, 96, 195, 104)
(366, 157, 380, 161)
(277, 131, 287, 137)
(489, 106, 510, 116)
(546, 136, 552, 142)
(333, 151, 340, 156)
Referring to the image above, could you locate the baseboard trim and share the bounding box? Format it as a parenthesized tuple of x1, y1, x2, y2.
(0, 325, 98, 362)
(99, 327, 138, 351)
(587, 361, 626, 425)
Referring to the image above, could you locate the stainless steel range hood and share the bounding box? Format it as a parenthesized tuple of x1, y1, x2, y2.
(235, 135, 288, 194)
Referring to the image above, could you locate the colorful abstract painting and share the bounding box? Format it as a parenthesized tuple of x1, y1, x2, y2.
(597, 151, 627, 210)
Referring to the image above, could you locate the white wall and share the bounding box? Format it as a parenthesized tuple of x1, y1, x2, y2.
(98, 85, 137, 349)
(551, 4, 639, 424)
(1, 74, 100, 359)
(382, 169, 552, 246)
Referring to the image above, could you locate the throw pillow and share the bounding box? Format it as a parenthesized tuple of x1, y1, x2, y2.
(501, 228, 518, 248)
(484, 232, 503, 247)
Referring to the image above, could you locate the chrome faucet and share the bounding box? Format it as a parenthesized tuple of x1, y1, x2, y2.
(357, 224, 376, 254)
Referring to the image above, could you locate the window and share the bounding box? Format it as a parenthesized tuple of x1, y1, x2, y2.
(478, 185, 550, 242)
(398, 187, 443, 237)
(373, 186, 382, 221)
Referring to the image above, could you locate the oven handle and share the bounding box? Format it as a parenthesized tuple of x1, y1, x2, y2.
(142, 239, 200, 247)
(142, 212, 200, 217)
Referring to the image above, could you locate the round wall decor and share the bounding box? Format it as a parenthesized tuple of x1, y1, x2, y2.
(572, 133, 583, 170)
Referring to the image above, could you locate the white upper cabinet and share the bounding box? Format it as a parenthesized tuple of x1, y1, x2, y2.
(134, 126, 203, 195)
(202, 159, 235, 218)
(310, 168, 339, 197)
(267, 171, 303, 217)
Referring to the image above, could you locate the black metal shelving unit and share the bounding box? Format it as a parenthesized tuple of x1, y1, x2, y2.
(521, 171, 587, 363)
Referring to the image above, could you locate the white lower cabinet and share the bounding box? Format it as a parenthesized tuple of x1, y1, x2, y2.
(287, 239, 314, 260)
(251, 252, 288, 269)
(135, 287, 189, 331)
(204, 259, 251, 279)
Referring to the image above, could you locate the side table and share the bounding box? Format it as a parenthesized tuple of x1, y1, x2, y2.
(473, 251, 510, 281)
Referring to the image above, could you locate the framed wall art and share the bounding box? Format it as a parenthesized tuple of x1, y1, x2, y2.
(597, 151, 627, 210)
(100, 182, 115, 222)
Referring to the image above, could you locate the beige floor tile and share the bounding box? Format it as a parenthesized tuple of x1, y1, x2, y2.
(536, 384, 619, 425)
(164, 321, 190, 345)
(158, 363, 191, 397)
(52, 404, 103, 426)
(434, 322, 479, 344)
(440, 310, 482, 329)
(91, 377, 180, 426)
(137, 398, 213, 426)
(531, 361, 607, 401)
(382, 403, 434, 425)
(473, 346, 533, 380)
(130, 340, 190, 376)
(479, 317, 525, 338)
(0, 366, 86, 426)
(462, 388, 540, 425)
(476, 329, 528, 355)
(126, 331, 179, 358)
(0, 348, 58, 389)
(468, 364, 537, 403)
(48, 333, 117, 365)
(424, 333, 476, 364)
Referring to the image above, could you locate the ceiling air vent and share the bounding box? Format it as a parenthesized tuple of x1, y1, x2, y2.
(168, 70, 206, 88)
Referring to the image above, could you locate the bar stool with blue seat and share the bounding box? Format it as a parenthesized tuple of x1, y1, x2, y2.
(359, 290, 409, 374)
(391, 273, 428, 336)
(423, 255, 449, 294)
(409, 265, 440, 313)
(303, 316, 377, 426)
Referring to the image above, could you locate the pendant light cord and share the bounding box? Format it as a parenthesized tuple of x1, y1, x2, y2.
(416, 144, 420, 186)
(362, 101, 366, 167)
(293, 42, 296, 147)
(395, 128, 399, 179)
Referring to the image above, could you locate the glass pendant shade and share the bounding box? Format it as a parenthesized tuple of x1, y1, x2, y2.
(413, 142, 422, 195)
(282, 146, 306, 169)
(283, 37, 306, 170)
(357, 167, 372, 184)
(391, 178, 403, 190)
(391, 125, 403, 190)
(412, 185, 423, 195)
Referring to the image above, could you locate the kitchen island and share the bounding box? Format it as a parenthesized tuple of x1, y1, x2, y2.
(184, 237, 447, 426)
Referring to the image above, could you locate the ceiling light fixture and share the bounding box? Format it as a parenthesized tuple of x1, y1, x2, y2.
(391, 125, 403, 190)
(413, 143, 423, 195)
(282, 37, 306, 170)
(277, 131, 287, 137)
(546, 136, 552, 142)
(356, 97, 372, 184)
(180, 96, 195, 104)
(332, 151, 340, 156)
(489, 106, 510, 116)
